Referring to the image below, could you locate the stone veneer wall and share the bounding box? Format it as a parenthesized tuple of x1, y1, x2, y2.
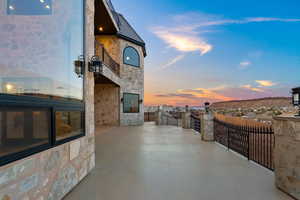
(95, 84, 120, 127)
(119, 39, 144, 126)
(96, 35, 120, 63)
(0, 0, 96, 199)
(96, 36, 145, 126)
(273, 116, 300, 199)
(201, 112, 214, 141)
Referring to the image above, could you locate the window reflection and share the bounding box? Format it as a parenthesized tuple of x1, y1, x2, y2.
(123, 93, 140, 113)
(123, 47, 140, 67)
(55, 111, 83, 141)
(0, 109, 50, 157)
(7, 0, 52, 15)
(0, 0, 84, 101)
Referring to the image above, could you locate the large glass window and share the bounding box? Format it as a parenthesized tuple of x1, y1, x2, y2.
(0, 107, 50, 158)
(123, 47, 140, 67)
(1, 0, 83, 101)
(0, 0, 85, 165)
(55, 111, 84, 141)
(123, 93, 140, 113)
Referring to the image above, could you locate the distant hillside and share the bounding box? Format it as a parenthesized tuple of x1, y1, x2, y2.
(211, 97, 292, 110)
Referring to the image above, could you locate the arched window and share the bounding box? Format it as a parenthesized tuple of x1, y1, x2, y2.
(123, 46, 140, 67)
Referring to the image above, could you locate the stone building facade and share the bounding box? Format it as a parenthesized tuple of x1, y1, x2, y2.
(119, 39, 145, 126)
(94, 2, 146, 127)
(0, 0, 145, 199)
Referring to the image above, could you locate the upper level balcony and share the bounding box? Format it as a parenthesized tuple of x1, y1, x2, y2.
(95, 40, 120, 77)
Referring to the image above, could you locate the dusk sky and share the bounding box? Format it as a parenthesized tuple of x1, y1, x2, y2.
(113, 0, 300, 106)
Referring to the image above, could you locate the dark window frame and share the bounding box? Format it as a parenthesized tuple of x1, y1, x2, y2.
(0, 104, 53, 166)
(54, 108, 85, 146)
(123, 46, 140, 67)
(0, 0, 86, 167)
(123, 93, 140, 113)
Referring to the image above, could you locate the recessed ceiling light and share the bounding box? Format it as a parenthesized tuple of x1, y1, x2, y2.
(126, 57, 130, 60)
(45, 5, 50, 9)
(40, 0, 45, 3)
(98, 26, 104, 32)
(9, 5, 14, 10)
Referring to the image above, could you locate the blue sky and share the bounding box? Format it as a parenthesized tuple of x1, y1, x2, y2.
(113, 0, 300, 106)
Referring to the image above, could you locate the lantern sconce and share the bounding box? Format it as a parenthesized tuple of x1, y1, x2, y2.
(89, 56, 103, 74)
(139, 99, 143, 104)
(121, 98, 124, 103)
(74, 55, 85, 78)
(204, 102, 210, 113)
(292, 87, 300, 117)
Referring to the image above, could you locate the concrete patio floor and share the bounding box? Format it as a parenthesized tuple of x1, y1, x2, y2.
(64, 122, 292, 200)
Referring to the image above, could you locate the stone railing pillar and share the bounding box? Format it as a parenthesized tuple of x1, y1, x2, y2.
(182, 105, 191, 129)
(201, 112, 214, 141)
(273, 116, 300, 200)
(155, 106, 162, 126)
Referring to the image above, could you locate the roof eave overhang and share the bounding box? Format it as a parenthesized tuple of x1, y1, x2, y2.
(102, 0, 120, 32)
(117, 33, 147, 57)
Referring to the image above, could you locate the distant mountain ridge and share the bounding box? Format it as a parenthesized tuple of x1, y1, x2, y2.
(211, 97, 292, 110)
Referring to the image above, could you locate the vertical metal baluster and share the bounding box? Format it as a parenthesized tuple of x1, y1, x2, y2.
(266, 127, 270, 168)
(254, 127, 257, 163)
(247, 125, 250, 160)
(272, 128, 275, 170)
(259, 126, 262, 166)
(262, 127, 266, 166)
(227, 124, 230, 151)
(258, 126, 261, 165)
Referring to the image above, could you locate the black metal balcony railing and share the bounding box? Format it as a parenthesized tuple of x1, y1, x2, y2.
(214, 115, 275, 171)
(95, 41, 120, 76)
(191, 114, 201, 133)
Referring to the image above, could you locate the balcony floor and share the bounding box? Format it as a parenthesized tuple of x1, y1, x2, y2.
(64, 122, 292, 200)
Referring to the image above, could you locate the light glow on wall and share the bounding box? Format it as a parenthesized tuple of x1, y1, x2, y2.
(5, 84, 14, 92)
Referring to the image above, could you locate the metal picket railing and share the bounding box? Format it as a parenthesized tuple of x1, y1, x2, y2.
(95, 41, 120, 76)
(191, 115, 201, 133)
(214, 116, 275, 171)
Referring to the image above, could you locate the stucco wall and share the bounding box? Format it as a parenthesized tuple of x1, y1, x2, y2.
(0, 0, 96, 199)
(95, 84, 120, 127)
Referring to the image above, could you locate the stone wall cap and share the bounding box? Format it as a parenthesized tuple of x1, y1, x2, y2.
(274, 115, 300, 122)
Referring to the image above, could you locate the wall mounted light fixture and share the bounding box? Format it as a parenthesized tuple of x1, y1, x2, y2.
(292, 87, 300, 117)
(88, 56, 102, 74)
(74, 55, 85, 78)
(204, 102, 210, 113)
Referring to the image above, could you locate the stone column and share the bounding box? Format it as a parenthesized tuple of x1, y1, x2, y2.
(273, 116, 300, 200)
(156, 106, 162, 126)
(182, 105, 191, 129)
(201, 112, 214, 141)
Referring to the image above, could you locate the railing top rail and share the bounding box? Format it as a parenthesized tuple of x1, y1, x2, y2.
(94, 40, 120, 76)
(214, 114, 272, 129)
